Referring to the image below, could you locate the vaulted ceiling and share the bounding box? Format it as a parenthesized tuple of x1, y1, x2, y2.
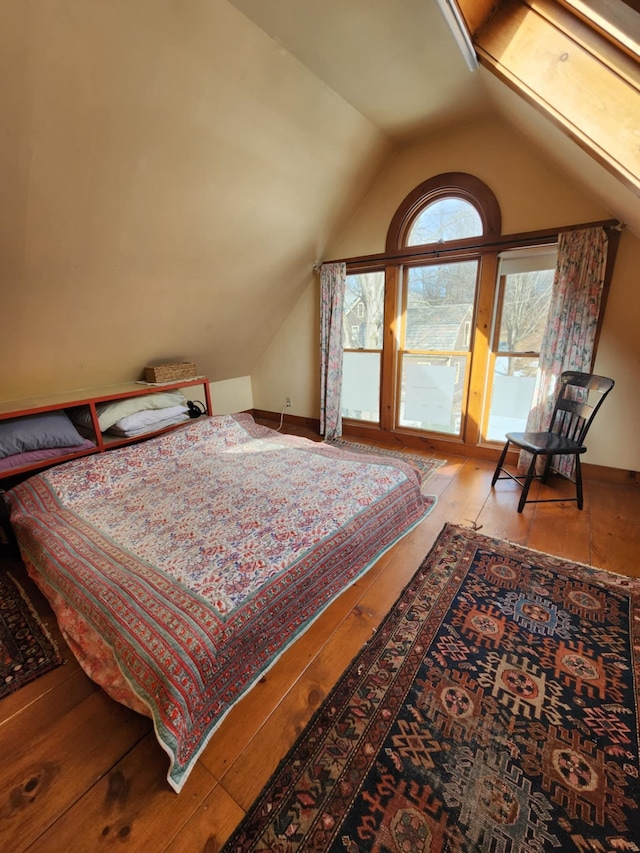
(228, 0, 640, 236)
(227, 0, 493, 141)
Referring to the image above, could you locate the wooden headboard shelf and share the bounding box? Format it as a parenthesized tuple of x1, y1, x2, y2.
(0, 377, 212, 481)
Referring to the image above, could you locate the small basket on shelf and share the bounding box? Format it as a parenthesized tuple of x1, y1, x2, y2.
(143, 363, 197, 384)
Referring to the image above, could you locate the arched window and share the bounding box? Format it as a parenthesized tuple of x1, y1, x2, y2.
(386, 172, 501, 252)
(406, 198, 483, 246)
(341, 173, 557, 450)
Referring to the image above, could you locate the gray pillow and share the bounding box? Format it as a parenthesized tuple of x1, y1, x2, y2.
(0, 411, 86, 459)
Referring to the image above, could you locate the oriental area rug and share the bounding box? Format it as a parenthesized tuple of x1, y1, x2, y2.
(0, 572, 63, 699)
(222, 523, 640, 852)
(326, 438, 445, 492)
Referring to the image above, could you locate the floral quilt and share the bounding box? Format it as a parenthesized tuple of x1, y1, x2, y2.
(7, 414, 435, 792)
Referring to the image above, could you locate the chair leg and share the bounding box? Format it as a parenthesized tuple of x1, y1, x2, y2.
(541, 453, 553, 484)
(518, 454, 538, 513)
(575, 456, 584, 510)
(491, 440, 510, 486)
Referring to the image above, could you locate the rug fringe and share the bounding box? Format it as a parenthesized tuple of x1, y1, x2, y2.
(7, 572, 64, 662)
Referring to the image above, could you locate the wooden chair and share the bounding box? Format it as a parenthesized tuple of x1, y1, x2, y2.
(491, 371, 615, 513)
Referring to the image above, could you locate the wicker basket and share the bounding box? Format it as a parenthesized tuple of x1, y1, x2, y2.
(144, 362, 197, 383)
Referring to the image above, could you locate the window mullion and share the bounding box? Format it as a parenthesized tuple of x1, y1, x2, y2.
(464, 252, 498, 446)
(380, 264, 400, 432)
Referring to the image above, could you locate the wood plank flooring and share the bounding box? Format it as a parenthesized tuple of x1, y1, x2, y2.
(1, 420, 638, 851)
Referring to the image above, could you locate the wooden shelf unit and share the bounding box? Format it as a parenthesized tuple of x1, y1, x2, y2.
(0, 377, 212, 481)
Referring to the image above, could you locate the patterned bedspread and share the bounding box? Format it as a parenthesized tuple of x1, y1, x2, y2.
(7, 414, 435, 791)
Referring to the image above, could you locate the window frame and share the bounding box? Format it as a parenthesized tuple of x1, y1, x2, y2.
(341, 267, 387, 426)
(395, 256, 482, 439)
(385, 172, 502, 256)
(380, 173, 502, 444)
(481, 247, 558, 442)
(338, 173, 617, 454)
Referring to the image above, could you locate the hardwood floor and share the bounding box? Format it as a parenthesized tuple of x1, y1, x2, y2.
(1, 420, 638, 851)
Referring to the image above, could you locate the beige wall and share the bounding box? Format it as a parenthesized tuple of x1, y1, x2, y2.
(251, 284, 320, 416)
(0, 0, 390, 401)
(590, 230, 640, 469)
(253, 117, 640, 473)
(209, 376, 253, 416)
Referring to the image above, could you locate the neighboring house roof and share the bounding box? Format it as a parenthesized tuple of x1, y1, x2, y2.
(406, 303, 472, 351)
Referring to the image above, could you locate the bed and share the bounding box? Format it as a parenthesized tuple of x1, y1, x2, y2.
(6, 413, 435, 792)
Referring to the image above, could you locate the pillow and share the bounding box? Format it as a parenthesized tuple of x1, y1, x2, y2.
(70, 390, 187, 432)
(107, 405, 188, 435)
(0, 411, 87, 459)
(0, 439, 96, 472)
(108, 410, 190, 437)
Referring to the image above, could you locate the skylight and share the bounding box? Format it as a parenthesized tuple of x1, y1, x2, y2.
(454, 0, 640, 195)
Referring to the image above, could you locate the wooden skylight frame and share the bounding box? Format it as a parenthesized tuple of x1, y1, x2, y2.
(453, 0, 640, 195)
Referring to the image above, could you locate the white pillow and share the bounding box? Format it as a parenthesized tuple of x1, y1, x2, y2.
(108, 405, 188, 434)
(71, 391, 187, 432)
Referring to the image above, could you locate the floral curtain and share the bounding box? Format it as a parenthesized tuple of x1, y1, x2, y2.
(521, 226, 608, 476)
(319, 262, 346, 440)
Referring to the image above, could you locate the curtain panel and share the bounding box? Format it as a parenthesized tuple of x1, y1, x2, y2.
(522, 226, 609, 476)
(319, 262, 346, 440)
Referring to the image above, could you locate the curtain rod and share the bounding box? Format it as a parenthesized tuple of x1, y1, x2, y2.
(314, 218, 623, 271)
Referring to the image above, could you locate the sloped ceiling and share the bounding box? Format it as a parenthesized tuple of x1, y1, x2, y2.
(1, 0, 396, 397)
(228, 0, 493, 140)
(229, 0, 640, 237)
